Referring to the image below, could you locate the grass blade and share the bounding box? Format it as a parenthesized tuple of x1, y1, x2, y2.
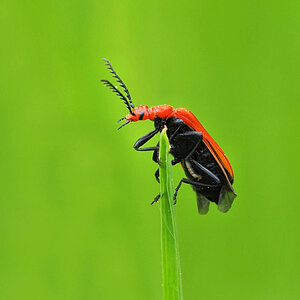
(159, 127, 183, 300)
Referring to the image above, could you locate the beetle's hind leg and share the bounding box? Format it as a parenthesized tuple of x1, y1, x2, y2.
(190, 159, 221, 184)
(173, 178, 218, 204)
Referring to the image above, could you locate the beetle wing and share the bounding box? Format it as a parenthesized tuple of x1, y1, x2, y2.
(205, 138, 233, 178)
(218, 184, 236, 213)
(195, 191, 210, 215)
(173, 108, 235, 186)
(203, 139, 235, 193)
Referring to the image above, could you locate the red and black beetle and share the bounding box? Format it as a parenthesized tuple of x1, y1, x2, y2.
(102, 59, 236, 214)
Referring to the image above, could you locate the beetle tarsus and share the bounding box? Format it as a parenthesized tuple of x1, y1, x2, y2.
(151, 194, 160, 205)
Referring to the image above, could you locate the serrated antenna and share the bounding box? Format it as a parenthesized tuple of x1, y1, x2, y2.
(102, 58, 135, 109)
(101, 79, 133, 115)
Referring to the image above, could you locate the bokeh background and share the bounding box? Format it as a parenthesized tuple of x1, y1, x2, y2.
(1, 1, 299, 299)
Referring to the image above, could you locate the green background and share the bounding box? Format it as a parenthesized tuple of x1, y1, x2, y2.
(1, 1, 299, 299)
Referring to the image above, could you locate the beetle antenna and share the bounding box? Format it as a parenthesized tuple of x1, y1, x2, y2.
(117, 120, 130, 130)
(101, 79, 134, 115)
(117, 117, 126, 123)
(102, 58, 135, 109)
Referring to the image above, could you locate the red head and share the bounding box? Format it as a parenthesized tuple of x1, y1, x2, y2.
(125, 105, 151, 122)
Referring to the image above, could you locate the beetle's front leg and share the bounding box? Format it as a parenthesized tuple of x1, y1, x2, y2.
(133, 128, 160, 152)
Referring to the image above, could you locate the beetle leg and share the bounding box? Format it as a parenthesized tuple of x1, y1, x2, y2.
(133, 128, 159, 151)
(174, 131, 203, 160)
(173, 178, 218, 204)
(151, 193, 160, 205)
(168, 119, 184, 142)
(154, 169, 160, 183)
(135, 147, 159, 151)
(190, 159, 221, 184)
(171, 157, 181, 165)
(152, 142, 160, 163)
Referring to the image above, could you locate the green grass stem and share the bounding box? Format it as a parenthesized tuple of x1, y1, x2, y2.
(159, 127, 183, 300)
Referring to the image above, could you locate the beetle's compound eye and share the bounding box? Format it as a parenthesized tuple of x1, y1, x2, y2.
(139, 112, 144, 120)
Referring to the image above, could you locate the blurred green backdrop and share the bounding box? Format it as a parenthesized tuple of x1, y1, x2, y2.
(0, 0, 299, 299)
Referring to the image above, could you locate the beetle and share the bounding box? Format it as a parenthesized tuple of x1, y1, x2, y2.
(101, 58, 236, 214)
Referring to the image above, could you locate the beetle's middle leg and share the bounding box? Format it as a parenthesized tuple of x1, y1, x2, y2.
(170, 131, 203, 165)
(154, 168, 160, 183)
